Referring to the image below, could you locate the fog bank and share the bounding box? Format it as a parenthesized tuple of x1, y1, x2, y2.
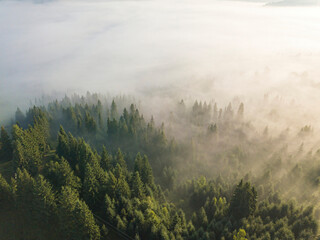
(1, 0, 320, 122)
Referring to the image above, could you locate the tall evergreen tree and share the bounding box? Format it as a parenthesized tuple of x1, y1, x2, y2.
(100, 146, 112, 170)
(229, 180, 257, 220)
(0, 126, 13, 161)
(141, 155, 154, 187)
(57, 126, 69, 158)
(111, 100, 118, 120)
(58, 186, 100, 240)
(15, 107, 25, 126)
(44, 157, 81, 191)
(132, 172, 144, 199)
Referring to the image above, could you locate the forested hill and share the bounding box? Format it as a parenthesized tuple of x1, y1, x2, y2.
(0, 93, 319, 240)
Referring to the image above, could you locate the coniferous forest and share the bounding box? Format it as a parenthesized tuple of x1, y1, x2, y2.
(0, 93, 319, 240)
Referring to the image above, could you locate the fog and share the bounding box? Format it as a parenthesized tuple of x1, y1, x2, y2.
(1, 0, 320, 124)
(2, 0, 320, 231)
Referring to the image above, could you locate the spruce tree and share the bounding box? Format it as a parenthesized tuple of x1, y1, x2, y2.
(141, 155, 154, 187)
(100, 146, 112, 170)
(58, 186, 100, 240)
(132, 172, 144, 199)
(229, 180, 257, 220)
(57, 126, 69, 158)
(111, 100, 118, 120)
(0, 126, 13, 161)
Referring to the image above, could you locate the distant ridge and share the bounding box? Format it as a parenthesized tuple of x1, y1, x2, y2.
(266, 0, 319, 6)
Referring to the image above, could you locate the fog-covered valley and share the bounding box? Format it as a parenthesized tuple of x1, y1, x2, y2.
(1, 0, 320, 118)
(1, 0, 320, 239)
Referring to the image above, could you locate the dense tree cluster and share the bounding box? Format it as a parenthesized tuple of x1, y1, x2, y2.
(13, 94, 174, 179)
(0, 93, 319, 239)
(173, 176, 317, 240)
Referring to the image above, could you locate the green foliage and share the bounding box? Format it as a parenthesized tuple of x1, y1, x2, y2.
(12, 111, 49, 175)
(229, 180, 257, 220)
(100, 145, 112, 170)
(233, 229, 247, 240)
(0, 126, 13, 161)
(134, 153, 154, 187)
(0, 94, 318, 240)
(132, 171, 144, 199)
(59, 186, 100, 240)
(44, 157, 81, 191)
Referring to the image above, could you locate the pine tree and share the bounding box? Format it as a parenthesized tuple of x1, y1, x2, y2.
(0, 173, 13, 210)
(141, 155, 154, 187)
(134, 153, 143, 174)
(107, 117, 118, 138)
(32, 175, 57, 239)
(198, 207, 208, 227)
(57, 126, 69, 158)
(111, 100, 118, 120)
(114, 148, 127, 170)
(132, 172, 144, 199)
(12, 124, 42, 175)
(229, 180, 257, 220)
(15, 168, 38, 238)
(85, 112, 97, 133)
(123, 108, 129, 123)
(104, 194, 116, 221)
(100, 146, 112, 170)
(44, 157, 81, 191)
(207, 123, 217, 136)
(237, 103, 244, 120)
(106, 171, 117, 198)
(15, 107, 25, 126)
(116, 175, 131, 198)
(83, 163, 99, 208)
(58, 186, 100, 240)
(0, 126, 13, 161)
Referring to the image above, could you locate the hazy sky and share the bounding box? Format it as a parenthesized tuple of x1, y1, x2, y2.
(1, 0, 320, 119)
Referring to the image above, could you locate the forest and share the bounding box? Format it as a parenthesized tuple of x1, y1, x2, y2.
(0, 92, 319, 240)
